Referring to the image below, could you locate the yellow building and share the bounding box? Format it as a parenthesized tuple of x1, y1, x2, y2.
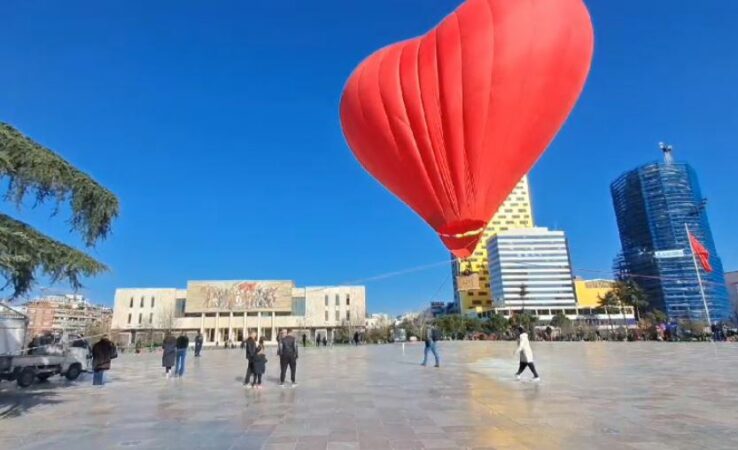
(452, 176, 534, 314)
(574, 278, 614, 307)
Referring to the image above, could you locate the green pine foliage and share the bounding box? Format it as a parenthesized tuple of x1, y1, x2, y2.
(0, 122, 119, 298)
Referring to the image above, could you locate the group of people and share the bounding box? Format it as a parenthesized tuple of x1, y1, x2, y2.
(420, 325, 541, 381)
(161, 331, 192, 377)
(90, 326, 540, 388)
(306, 333, 328, 347)
(243, 329, 299, 388)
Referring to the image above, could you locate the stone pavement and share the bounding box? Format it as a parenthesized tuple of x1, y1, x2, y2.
(1, 342, 737, 450)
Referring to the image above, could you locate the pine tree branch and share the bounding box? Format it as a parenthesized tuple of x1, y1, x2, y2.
(0, 122, 119, 246)
(0, 213, 107, 298)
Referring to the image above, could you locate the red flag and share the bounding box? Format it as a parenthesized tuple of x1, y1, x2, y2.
(688, 232, 713, 273)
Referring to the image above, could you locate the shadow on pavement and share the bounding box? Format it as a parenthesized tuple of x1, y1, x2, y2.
(0, 386, 65, 419)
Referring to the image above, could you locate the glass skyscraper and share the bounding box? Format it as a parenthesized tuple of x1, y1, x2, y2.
(610, 149, 730, 323)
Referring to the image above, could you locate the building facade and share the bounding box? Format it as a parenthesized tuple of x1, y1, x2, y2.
(24, 295, 112, 338)
(726, 271, 738, 319)
(574, 279, 614, 308)
(111, 281, 366, 346)
(487, 227, 577, 309)
(479, 304, 636, 330)
(365, 313, 392, 329)
(610, 149, 730, 322)
(451, 176, 534, 314)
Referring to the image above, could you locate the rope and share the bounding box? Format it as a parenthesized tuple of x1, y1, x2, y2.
(13, 331, 110, 355)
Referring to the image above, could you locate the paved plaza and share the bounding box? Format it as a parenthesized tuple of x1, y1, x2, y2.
(1, 342, 737, 449)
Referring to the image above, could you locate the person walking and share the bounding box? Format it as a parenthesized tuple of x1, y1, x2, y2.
(322, 335, 327, 347)
(353, 331, 360, 346)
(251, 337, 267, 389)
(421, 325, 440, 367)
(194, 331, 204, 357)
(514, 326, 540, 381)
(91, 335, 117, 386)
(243, 332, 257, 387)
(278, 329, 298, 387)
(175, 332, 189, 377)
(162, 332, 177, 378)
(302, 333, 307, 348)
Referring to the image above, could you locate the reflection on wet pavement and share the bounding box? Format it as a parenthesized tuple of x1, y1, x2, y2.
(1, 342, 737, 449)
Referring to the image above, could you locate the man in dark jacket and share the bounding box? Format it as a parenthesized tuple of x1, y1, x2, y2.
(278, 329, 298, 387)
(243, 332, 257, 386)
(92, 335, 117, 386)
(421, 325, 440, 368)
(194, 331, 204, 357)
(175, 332, 189, 377)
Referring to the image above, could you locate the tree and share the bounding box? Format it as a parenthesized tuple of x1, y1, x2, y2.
(519, 283, 529, 312)
(366, 325, 392, 344)
(550, 312, 570, 328)
(482, 313, 509, 337)
(0, 123, 119, 299)
(613, 279, 648, 322)
(550, 312, 573, 339)
(156, 304, 176, 332)
(464, 317, 483, 335)
(509, 311, 537, 338)
(84, 318, 111, 340)
(598, 292, 618, 336)
(398, 318, 421, 340)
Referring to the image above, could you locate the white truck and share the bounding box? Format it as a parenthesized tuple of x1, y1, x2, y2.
(0, 302, 92, 388)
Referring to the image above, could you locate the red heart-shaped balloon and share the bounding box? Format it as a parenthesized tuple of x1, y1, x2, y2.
(340, 0, 593, 258)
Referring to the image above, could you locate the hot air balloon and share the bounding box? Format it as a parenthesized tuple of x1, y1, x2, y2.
(340, 0, 593, 258)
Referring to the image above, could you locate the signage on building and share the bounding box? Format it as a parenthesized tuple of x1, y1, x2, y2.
(654, 249, 685, 259)
(456, 273, 480, 291)
(186, 280, 294, 313)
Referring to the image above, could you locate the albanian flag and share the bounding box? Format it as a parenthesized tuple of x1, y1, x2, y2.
(688, 232, 713, 273)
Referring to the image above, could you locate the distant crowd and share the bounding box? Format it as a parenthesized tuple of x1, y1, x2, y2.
(88, 325, 544, 387)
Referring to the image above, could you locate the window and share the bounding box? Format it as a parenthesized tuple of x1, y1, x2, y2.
(346, 311, 350, 321)
(325, 311, 328, 321)
(151, 296, 155, 308)
(140, 296, 144, 307)
(138, 313, 142, 324)
(335, 294, 339, 306)
(149, 313, 153, 324)
(335, 310, 339, 321)
(129, 297, 133, 308)
(346, 294, 350, 306)
(127, 313, 131, 324)
(324, 295, 328, 306)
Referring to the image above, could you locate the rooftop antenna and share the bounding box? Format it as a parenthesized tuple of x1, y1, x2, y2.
(659, 142, 674, 164)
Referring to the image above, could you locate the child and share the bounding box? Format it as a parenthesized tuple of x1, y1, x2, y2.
(514, 326, 540, 382)
(251, 337, 267, 389)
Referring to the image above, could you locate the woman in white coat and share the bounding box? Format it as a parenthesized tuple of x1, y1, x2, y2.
(515, 326, 540, 381)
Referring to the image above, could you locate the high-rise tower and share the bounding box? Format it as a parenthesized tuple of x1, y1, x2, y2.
(610, 145, 730, 322)
(451, 176, 534, 314)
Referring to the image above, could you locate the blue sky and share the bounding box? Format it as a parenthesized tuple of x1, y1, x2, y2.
(1, 0, 737, 315)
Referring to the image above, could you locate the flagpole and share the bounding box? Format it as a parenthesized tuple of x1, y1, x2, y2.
(685, 223, 712, 326)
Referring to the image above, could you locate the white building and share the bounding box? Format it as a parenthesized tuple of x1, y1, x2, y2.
(479, 305, 637, 331)
(365, 313, 392, 329)
(487, 227, 577, 308)
(111, 280, 366, 346)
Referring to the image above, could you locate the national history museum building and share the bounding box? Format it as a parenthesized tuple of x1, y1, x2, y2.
(110, 280, 366, 346)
